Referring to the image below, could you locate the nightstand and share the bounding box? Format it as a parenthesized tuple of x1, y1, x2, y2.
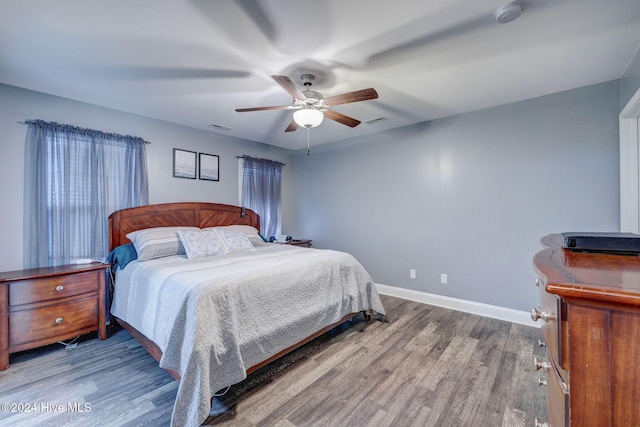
(0, 262, 108, 370)
(286, 239, 312, 248)
(273, 239, 312, 248)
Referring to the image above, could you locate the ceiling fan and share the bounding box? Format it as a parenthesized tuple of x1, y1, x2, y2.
(235, 74, 378, 132)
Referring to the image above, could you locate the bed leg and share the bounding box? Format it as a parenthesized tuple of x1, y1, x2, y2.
(364, 309, 372, 321)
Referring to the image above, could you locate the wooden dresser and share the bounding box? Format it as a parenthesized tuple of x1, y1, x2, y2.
(532, 234, 640, 426)
(0, 263, 108, 370)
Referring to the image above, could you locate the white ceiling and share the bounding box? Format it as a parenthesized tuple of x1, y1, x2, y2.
(1, 0, 639, 150)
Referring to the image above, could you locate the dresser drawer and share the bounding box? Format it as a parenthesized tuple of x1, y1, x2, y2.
(545, 353, 570, 427)
(8, 270, 99, 306)
(536, 278, 569, 372)
(9, 296, 99, 349)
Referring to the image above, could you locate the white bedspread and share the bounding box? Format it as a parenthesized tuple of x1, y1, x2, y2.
(110, 244, 386, 427)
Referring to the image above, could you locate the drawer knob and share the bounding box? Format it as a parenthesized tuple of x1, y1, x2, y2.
(55, 285, 64, 292)
(55, 317, 63, 324)
(533, 356, 551, 371)
(534, 418, 549, 427)
(530, 308, 554, 322)
(538, 339, 546, 348)
(538, 377, 547, 387)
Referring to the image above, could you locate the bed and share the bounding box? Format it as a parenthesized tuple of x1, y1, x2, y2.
(107, 202, 386, 427)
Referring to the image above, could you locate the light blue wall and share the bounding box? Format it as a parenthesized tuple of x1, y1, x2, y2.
(292, 81, 620, 312)
(0, 80, 624, 313)
(0, 83, 295, 272)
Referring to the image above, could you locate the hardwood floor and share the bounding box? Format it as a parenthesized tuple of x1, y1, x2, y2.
(0, 295, 546, 426)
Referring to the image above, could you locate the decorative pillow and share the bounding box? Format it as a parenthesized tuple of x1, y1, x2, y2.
(178, 229, 226, 259)
(106, 243, 138, 270)
(216, 229, 256, 253)
(209, 225, 268, 247)
(126, 226, 199, 260)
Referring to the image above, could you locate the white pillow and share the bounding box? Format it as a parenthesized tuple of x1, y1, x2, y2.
(216, 229, 256, 253)
(178, 229, 226, 259)
(209, 225, 268, 247)
(126, 226, 199, 260)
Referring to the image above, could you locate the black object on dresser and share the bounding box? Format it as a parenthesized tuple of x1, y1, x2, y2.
(561, 231, 640, 254)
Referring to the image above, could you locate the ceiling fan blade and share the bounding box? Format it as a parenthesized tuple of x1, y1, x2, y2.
(324, 88, 378, 106)
(284, 120, 299, 132)
(235, 105, 292, 112)
(271, 75, 307, 100)
(324, 110, 361, 128)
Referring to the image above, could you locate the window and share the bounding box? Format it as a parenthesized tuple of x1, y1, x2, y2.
(239, 156, 283, 239)
(24, 120, 149, 267)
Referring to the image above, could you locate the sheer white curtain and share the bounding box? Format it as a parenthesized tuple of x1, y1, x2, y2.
(240, 156, 283, 239)
(24, 120, 149, 268)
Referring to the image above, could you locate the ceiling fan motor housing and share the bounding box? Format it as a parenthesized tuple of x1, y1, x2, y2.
(297, 74, 325, 107)
(296, 90, 324, 105)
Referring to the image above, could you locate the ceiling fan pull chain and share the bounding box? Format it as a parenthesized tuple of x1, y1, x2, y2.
(307, 128, 311, 156)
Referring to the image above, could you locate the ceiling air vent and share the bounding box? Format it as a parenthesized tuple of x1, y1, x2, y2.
(364, 117, 388, 125)
(208, 124, 231, 131)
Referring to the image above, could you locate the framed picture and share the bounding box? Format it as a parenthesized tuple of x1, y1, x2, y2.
(199, 153, 220, 181)
(173, 148, 197, 179)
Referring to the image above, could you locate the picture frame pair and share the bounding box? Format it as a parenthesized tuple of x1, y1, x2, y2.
(173, 148, 219, 181)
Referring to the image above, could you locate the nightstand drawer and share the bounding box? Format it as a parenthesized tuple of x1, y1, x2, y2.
(9, 296, 99, 349)
(8, 270, 99, 306)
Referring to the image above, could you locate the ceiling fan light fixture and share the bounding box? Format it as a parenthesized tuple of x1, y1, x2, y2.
(293, 107, 324, 128)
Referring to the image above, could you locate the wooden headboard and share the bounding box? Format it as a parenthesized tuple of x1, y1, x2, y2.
(108, 202, 260, 250)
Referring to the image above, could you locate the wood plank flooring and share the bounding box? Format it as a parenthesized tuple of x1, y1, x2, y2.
(0, 295, 546, 426)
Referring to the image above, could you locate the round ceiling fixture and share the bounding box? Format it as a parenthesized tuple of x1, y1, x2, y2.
(495, 1, 524, 24)
(293, 107, 324, 128)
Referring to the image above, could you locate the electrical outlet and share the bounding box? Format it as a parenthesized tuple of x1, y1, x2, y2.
(441, 273, 448, 284)
(409, 269, 416, 279)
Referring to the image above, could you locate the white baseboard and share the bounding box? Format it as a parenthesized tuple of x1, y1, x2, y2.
(375, 283, 539, 327)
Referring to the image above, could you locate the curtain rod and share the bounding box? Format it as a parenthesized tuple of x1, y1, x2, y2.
(236, 155, 285, 166)
(17, 120, 151, 144)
